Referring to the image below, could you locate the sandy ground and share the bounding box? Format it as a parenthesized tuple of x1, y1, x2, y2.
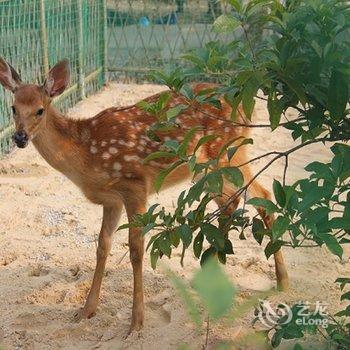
(0, 83, 349, 350)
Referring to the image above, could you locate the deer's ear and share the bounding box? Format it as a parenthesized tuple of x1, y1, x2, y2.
(43, 59, 70, 98)
(0, 58, 21, 92)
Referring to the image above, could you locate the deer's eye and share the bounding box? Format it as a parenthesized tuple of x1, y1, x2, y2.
(11, 106, 16, 115)
(36, 108, 44, 117)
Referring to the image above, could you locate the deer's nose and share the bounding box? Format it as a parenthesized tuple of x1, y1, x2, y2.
(13, 131, 28, 148)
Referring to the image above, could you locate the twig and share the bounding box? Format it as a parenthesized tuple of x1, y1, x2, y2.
(207, 137, 331, 222)
(283, 155, 289, 186)
(204, 315, 210, 349)
(117, 249, 129, 265)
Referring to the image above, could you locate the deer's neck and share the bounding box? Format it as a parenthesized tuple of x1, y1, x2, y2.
(32, 106, 84, 176)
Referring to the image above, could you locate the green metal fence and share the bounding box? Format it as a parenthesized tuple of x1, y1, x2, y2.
(106, 0, 226, 80)
(0, 0, 106, 155)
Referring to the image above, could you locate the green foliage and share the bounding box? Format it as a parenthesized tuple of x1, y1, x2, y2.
(193, 258, 236, 319)
(169, 258, 235, 322)
(126, 1, 350, 348)
(265, 278, 350, 349)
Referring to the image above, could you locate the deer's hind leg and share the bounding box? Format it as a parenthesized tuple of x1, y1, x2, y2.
(123, 183, 147, 333)
(213, 162, 289, 291)
(248, 180, 289, 291)
(74, 202, 123, 321)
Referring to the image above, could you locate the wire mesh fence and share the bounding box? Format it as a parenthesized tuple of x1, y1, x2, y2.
(106, 0, 229, 80)
(0, 0, 105, 155)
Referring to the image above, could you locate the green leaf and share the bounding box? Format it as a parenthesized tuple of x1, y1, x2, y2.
(341, 291, 350, 301)
(154, 160, 184, 192)
(193, 258, 235, 319)
(201, 223, 225, 250)
(327, 217, 350, 230)
(158, 234, 172, 258)
(166, 105, 187, 120)
(281, 76, 307, 106)
(224, 239, 234, 254)
(247, 197, 279, 214)
(336, 278, 350, 290)
(142, 222, 156, 235)
(242, 79, 258, 120)
(271, 329, 284, 348)
(193, 232, 204, 258)
(157, 92, 171, 109)
(206, 171, 223, 195)
(177, 224, 193, 248)
(193, 134, 217, 154)
(137, 100, 151, 111)
(168, 269, 202, 327)
(150, 243, 160, 269)
(265, 240, 283, 259)
(273, 179, 286, 207)
(200, 246, 216, 266)
(252, 218, 266, 245)
(272, 216, 290, 241)
(268, 96, 284, 130)
(221, 167, 244, 187)
(178, 127, 199, 158)
(213, 14, 240, 33)
(228, 0, 242, 12)
(227, 146, 237, 161)
(144, 151, 175, 163)
(319, 233, 343, 258)
(328, 69, 349, 121)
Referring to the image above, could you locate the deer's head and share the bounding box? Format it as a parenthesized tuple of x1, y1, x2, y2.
(0, 58, 70, 148)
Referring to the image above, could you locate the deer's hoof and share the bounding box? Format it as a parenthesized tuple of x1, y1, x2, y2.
(277, 278, 289, 292)
(73, 307, 96, 322)
(126, 319, 144, 337)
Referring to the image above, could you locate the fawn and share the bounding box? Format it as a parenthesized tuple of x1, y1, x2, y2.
(0, 58, 289, 332)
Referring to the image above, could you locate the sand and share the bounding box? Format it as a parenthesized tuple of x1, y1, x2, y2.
(0, 83, 348, 350)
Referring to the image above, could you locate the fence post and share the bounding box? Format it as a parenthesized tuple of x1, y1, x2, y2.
(39, 0, 49, 75)
(77, 0, 85, 99)
(101, 0, 108, 84)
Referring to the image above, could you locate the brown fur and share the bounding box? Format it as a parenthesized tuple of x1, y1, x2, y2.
(0, 59, 289, 333)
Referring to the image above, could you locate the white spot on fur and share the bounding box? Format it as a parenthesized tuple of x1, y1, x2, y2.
(224, 127, 230, 133)
(101, 141, 107, 147)
(102, 152, 111, 160)
(140, 139, 147, 146)
(91, 140, 97, 145)
(109, 147, 118, 155)
(91, 120, 97, 126)
(113, 126, 117, 130)
(124, 155, 140, 162)
(113, 162, 122, 171)
(137, 145, 144, 152)
(126, 141, 136, 148)
(110, 139, 116, 144)
(90, 146, 98, 154)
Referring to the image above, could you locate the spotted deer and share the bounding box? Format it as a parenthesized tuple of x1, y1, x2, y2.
(0, 58, 289, 332)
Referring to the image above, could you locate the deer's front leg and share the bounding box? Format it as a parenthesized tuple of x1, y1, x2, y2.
(124, 191, 146, 333)
(74, 204, 122, 321)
